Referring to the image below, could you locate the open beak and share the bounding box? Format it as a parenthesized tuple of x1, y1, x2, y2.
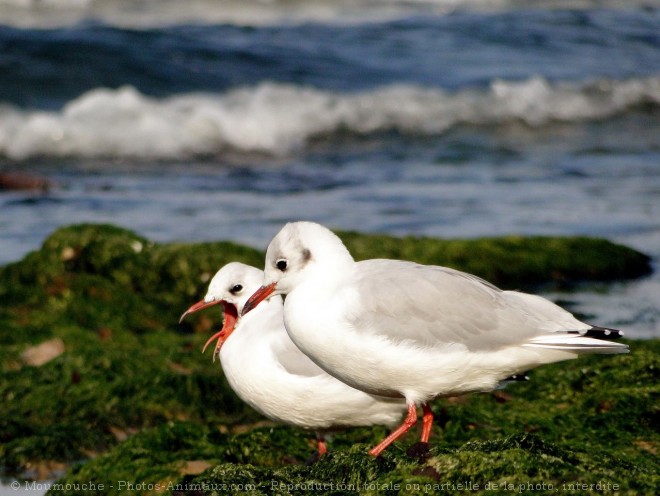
(180, 299, 238, 361)
(241, 282, 276, 316)
(179, 299, 222, 324)
(201, 302, 238, 361)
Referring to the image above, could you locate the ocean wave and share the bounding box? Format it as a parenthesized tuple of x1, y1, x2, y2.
(0, 0, 653, 28)
(1, 76, 658, 160)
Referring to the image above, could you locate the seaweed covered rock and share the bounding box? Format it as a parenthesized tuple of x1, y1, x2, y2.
(50, 341, 658, 495)
(0, 223, 655, 488)
(0, 224, 265, 337)
(338, 231, 652, 289)
(0, 225, 265, 476)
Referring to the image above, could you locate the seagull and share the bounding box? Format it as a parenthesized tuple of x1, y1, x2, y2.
(180, 262, 406, 457)
(242, 221, 629, 456)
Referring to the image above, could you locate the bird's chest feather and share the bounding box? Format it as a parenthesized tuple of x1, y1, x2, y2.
(281, 287, 404, 396)
(282, 290, 338, 357)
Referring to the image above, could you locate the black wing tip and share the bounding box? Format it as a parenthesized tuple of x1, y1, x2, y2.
(504, 373, 530, 382)
(580, 325, 625, 340)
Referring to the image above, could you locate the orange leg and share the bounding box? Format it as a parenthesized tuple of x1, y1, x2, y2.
(421, 403, 434, 443)
(369, 403, 418, 457)
(317, 436, 328, 457)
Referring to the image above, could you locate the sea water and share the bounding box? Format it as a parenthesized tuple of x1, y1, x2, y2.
(0, 1, 658, 340)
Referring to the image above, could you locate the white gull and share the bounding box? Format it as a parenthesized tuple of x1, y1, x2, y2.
(180, 262, 407, 456)
(242, 221, 629, 456)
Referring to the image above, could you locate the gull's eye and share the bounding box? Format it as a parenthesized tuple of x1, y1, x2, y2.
(230, 284, 243, 294)
(276, 259, 288, 272)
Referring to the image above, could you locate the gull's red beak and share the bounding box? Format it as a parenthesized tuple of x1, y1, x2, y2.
(179, 298, 238, 361)
(179, 298, 222, 323)
(201, 302, 238, 361)
(242, 282, 276, 316)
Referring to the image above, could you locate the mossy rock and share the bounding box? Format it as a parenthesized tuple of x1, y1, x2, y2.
(48, 340, 659, 495)
(0, 225, 266, 475)
(0, 223, 655, 488)
(338, 231, 652, 289)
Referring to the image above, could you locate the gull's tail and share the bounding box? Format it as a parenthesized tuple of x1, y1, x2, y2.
(524, 325, 629, 354)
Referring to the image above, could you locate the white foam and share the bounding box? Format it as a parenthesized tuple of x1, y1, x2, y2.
(0, 0, 652, 28)
(0, 0, 458, 28)
(1, 76, 658, 160)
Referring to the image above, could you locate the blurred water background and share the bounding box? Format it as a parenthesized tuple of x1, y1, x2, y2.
(0, 0, 658, 338)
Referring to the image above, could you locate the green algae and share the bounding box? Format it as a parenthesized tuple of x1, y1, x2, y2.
(48, 421, 227, 495)
(0, 223, 656, 493)
(0, 225, 265, 476)
(57, 342, 657, 495)
(338, 231, 652, 289)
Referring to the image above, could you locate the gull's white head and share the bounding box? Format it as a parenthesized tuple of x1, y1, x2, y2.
(179, 262, 268, 359)
(242, 221, 353, 315)
(204, 262, 264, 314)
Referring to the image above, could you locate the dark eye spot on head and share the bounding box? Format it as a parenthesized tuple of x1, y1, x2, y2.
(302, 248, 312, 262)
(230, 284, 243, 294)
(276, 259, 288, 272)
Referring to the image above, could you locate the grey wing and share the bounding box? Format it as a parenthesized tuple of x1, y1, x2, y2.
(344, 259, 583, 351)
(270, 331, 329, 377)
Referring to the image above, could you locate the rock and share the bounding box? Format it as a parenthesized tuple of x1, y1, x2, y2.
(179, 461, 213, 476)
(0, 172, 50, 192)
(20, 338, 65, 366)
(0, 223, 655, 492)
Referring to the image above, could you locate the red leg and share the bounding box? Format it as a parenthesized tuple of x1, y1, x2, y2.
(317, 436, 328, 457)
(369, 403, 418, 457)
(421, 403, 434, 443)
